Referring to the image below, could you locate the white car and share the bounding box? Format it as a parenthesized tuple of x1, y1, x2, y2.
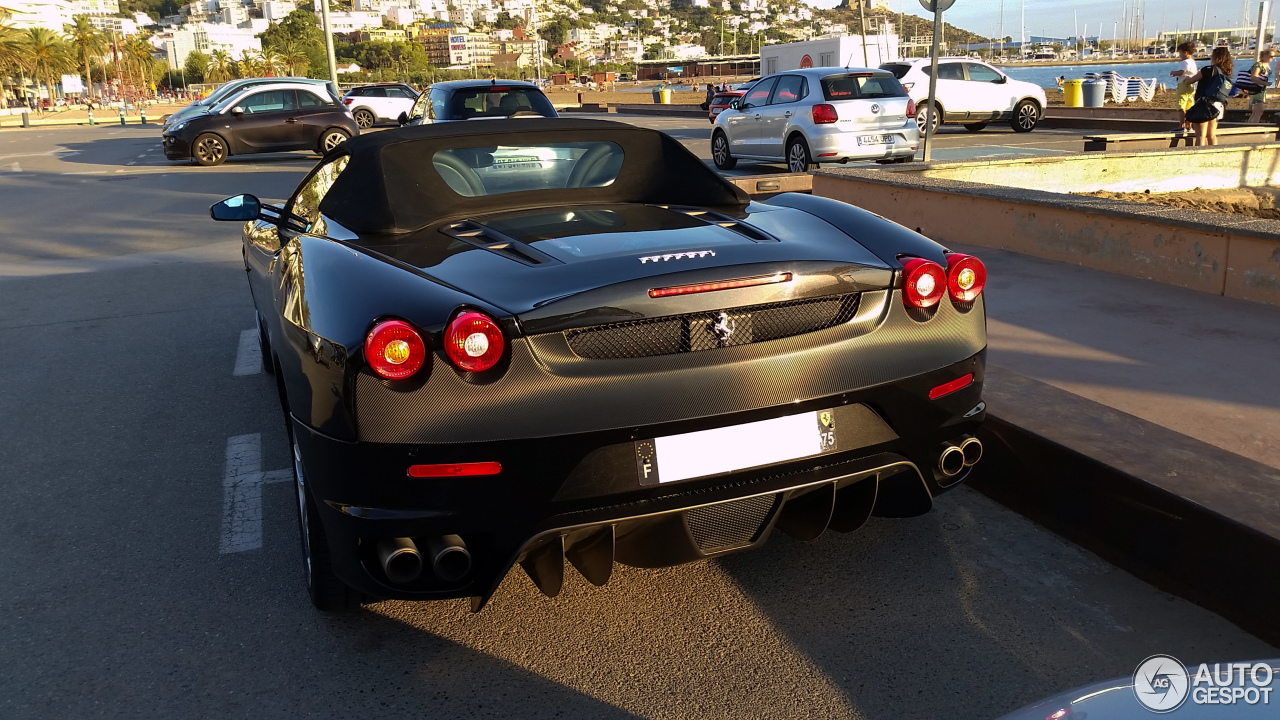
(341, 83, 419, 129)
(880, 58, 1046, 134)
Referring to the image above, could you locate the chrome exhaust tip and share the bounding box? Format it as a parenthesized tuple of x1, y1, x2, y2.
(960, 436, 983, 466)
(938, 443, 966, 477)
(426, 534, 472, 583)
(377, 537, 424, 584)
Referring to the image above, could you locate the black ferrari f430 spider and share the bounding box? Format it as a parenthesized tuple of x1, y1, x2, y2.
(211, 118, 988, 611)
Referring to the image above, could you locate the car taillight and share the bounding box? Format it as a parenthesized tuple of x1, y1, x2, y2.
(906, 98, 917, 118)
(902, 82, 915, 91)
(901, 258, 947, 309)
(342, 98, 353, 105)
(444, 311, 505, 372)
(365, 319, 427, 380)
(945, 253, 987, 302)
(812, 103, 838, 124)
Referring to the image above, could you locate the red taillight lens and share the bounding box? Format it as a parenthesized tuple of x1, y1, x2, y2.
(812, 103, 838, 124)
(945, 253, 987, 302)
(407, 462, 502, 478)
(929, 373, 974, 399)
(365, 319, 427, 380)
(649, 272, 791, 298)
(906, 98, 917, 118)
(901, 258, 947, 308)
(444, 311, 505, 372)
(342, 98, 353, 105)
(902, 82, 915, 91)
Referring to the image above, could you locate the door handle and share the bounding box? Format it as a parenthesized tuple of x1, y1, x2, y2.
(753, 113, 762, 119)
(783, 111, 793, 118)
(285, 117, 300, 123)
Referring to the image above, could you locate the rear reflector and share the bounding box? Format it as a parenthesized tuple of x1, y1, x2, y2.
(929, 373, 974, 399)
(407, 462, 502, 478)
(818, 152, 837, 157)
(649, 272, 792, 298)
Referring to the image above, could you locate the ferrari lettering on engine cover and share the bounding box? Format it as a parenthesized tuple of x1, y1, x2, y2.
(638, 250, 716, 264)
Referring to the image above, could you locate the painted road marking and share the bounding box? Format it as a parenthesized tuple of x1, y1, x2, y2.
(220, 433, 290, 554)
(233, 328, 262, 376)
(10, 162, 18, 172)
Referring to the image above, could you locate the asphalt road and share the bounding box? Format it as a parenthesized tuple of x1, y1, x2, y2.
(1, 122, 1272, 719)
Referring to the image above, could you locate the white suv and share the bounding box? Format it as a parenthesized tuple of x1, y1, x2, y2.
(880, 58, 1046, 134)
(341, 83, 419, 129)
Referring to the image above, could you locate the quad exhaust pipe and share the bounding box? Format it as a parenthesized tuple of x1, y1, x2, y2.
(938, 435, 983, 478)
(376, 534, 472, 585)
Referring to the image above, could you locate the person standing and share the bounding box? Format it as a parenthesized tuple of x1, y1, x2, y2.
(1170, 41, 1198, 132)
(1185, 47, 1234, 147)
(1246, 49, 1274, 123)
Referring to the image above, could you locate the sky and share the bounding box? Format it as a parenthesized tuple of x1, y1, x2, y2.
(804, 0, 1278, 41)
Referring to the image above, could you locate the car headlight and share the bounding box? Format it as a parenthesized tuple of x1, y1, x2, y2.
(170, 121, 188, 133)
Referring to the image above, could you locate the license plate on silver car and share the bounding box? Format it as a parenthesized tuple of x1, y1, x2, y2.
(858, 134, 893, 146)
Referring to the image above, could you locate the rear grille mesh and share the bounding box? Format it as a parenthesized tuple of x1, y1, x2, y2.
(564, 293, 859, 360)
(686, 495, 779, 552)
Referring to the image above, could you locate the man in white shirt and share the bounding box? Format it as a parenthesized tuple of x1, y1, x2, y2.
(1170, 41, 1198, 131)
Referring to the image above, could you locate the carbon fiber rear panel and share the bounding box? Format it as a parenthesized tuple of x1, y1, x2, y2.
(686, 494, 779, 552)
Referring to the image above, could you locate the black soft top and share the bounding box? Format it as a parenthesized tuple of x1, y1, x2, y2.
(316, 118, 749, 235)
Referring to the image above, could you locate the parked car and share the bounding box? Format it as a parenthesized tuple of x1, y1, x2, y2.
(163, 77, 339, 131)
(399, 79, 559, 124)
(711, 67, 919, 173)
(341, 82, 419, 129)
(209, 117, 989, 611)
(707, 90, 744, 123)
(163, 82, 357, 166)
(879, 58, 1047, 134)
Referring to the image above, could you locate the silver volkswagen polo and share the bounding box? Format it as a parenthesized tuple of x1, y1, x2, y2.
(711, 67, 919, 172)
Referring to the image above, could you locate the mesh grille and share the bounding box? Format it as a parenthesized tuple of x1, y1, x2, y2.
(564, 294, 860, 360)
(686, 494, 778, 552)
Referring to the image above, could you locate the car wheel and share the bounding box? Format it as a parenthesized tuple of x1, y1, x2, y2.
(711, 131, 737, 170)
(291, 428, 362, 611)
(786, 136, 816, 173)
(915, 103, 941, 135)
(1011, 100, 1039, 132)
(964, 122, 988, 132)
(319, 129, 350, 154)
(353, 109, 374, 129)
(193, 133, 226, 166)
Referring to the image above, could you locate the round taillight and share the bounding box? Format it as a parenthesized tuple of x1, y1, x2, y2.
(365, 319, 427, 380)
(945, 253, 987, 302)
(901, 258, 947, 309)
(444, 311, 505, 372)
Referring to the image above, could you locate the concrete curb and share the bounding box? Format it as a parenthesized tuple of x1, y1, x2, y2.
(970, 366, 1280, 646)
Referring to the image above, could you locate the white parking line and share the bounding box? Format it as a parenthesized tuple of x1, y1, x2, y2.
(233, 328, 263, 375)
(9, 162, 18, 172)
(219, 434, 290, 554)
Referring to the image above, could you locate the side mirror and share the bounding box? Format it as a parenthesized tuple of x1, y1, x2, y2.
(995, 76, 1008, 84)
(210, 194, 261, 221)
(398, 111, 409, 125)
(729, 99, 741, 110)
(230, 106, 243, 116)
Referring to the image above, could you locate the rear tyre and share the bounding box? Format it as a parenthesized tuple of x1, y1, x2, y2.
(353, 109, 374, 129)
(915, 103, 941, 135)
(1011, 100, 1040, 132)
(964, 122, 988, 132)
(786, 136, 817, 173)
(318, 128, 350, 154)
(291, 428, 362, 611)
(711, 131, 737, 170)
(193, 133, 227, 166)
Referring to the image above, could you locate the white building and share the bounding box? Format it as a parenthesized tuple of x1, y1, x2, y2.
(87, 14, 138, 35)
(759, 32, 900, 74)
(322, 10, 384, 33)
(68, 0, 119, 15)
(159, 21, 262, 68)
(0, 0, 73, 30)
(261, 0, 293, 21)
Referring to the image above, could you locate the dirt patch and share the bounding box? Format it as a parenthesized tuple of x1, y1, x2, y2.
(1046, 88, 1267, 110)
(1077, 187, 1280, 219)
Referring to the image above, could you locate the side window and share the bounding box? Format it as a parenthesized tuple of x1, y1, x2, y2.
(297, 91, 324, 109)
(429, 88, 447, 119)
(770, 75, 805, 104)
(742, 77, 777, 108)
(240, 90, 295, 113)
(966, 63, 1003, 83)
(937, 62, 965, 80)
(386, 87, 413, 99)
(364, 87, 388, 98)
(288, 156, 351, 230)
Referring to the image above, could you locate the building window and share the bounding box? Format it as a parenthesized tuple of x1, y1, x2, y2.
(819, 52, 834, 66)
(765, 57, 777, 74)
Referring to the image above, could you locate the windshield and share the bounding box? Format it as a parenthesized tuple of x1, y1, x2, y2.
(432, 142, 623, 197)
(821, 73, 907, 100)
(441, 87, 557, 120)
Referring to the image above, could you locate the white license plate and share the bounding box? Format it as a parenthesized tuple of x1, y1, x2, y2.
(635, 410, 837, 485)
(858, 134, 893, 146)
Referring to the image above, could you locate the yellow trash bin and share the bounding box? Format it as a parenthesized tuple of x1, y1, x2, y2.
(658, 89, 672, 104)
(1062, 79, 1084, 108)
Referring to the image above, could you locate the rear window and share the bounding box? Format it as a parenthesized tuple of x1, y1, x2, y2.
(443, 87, 556, 120)
(821, 73, 907, 100)
(880, 64, 911, 79)
(433, 141, 623, 197)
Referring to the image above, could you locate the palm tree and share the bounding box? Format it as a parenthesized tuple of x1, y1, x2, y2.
(65, 15, 104, 99)
(237, 49, 260, 78)
(0, 21, 27, 108)
(23, 27, 69, 111)
(258, 48, 280, 77)
(206, 48, 232, 83)
(277, 41, 309, 77)
(123, 35, 155, 98)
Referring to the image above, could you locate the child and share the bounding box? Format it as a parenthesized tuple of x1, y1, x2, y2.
(1246, 50, 1274, 123)
(1170, 41, 1198, 131)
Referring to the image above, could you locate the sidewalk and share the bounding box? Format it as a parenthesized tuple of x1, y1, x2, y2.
(0, 101, 187, 128)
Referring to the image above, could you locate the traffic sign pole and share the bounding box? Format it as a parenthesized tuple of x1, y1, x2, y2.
(919, 0, 954, 162)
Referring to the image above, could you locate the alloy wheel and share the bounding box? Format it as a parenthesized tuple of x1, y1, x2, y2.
(194, 135, 225, 166)
(915, 105, 938, 135)
(1016, 102, 1039, 131)
(354, 110, 374, 128)
(787, 140, 810, 173)
(322, 131, 348, 152)
(713, 135, 727, 163)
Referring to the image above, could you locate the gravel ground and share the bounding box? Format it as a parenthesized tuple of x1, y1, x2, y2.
(1078, 186, 1280, 219)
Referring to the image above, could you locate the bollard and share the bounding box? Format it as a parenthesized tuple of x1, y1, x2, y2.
(140, 105, 146, 125)
(88, 107, 94, 125)
(21, 111, 30, 128)
(119, 105, 125, 125)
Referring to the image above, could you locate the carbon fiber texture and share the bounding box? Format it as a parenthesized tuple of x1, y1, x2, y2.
(353, 289, 985, 443)
(686, 494, 778, 551)
(564, 294, 860, 359)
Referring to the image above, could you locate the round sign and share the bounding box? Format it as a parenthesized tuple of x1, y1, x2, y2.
(919, 0, 956, 11)
(799, 54, 813, 69)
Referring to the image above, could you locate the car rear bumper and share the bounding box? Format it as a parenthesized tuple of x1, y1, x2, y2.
(806, 122, 920, 161)
(293, 349, 986, 608)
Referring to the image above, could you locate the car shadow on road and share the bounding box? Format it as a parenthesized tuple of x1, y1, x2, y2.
(52, 136, 324, 168)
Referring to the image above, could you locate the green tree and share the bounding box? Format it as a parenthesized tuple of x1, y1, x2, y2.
(0, 21, 27, 108)
(494, 12, 524, 30)
(183, 49, 207, 82)
(206, 48, 233, 83)
(259, 9, 326, 76)
(23, 28, 70, 109)
(238, 49, 261, 77)
(65, 15, 106, 99)
(278, 40, 310, 76)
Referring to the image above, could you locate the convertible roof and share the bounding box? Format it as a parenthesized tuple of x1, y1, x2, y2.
(316, 118, 750, 235)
